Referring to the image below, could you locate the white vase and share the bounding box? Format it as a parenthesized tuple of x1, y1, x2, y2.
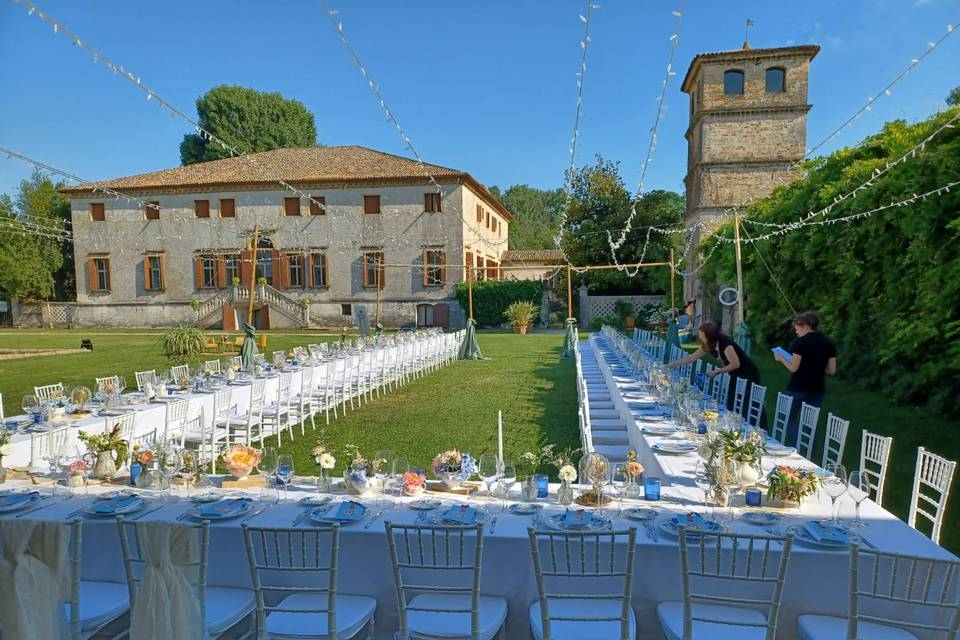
(738, 463, 760, 487)
(439, 472, 462, 490)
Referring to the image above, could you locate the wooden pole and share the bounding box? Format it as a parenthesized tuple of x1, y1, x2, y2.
(246, 224, 260, 327)
(670, 247, 676, 317)
(375, 255, 381, 325)
(566, 264, 573, 319)
(467, 264, 474, 320)
(733, 211, 745, 325)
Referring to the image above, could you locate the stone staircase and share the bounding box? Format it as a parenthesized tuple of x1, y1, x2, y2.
(196, 285, 307, 329)
(580, 339, 630, 463)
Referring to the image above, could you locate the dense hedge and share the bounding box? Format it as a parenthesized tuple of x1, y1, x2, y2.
(701, 107, 960, 416)
(454, 280, 544, 327)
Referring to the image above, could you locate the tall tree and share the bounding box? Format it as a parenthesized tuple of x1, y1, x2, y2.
(0, 171, 70, 302)
(180, 85, 318, 165)
(560, 156, 684, 294)
(948, 85, 960, 107)
(488, 184, 566, 250)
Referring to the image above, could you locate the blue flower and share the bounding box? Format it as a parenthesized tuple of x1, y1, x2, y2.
(349, 468, 369, 485)
(455, 453, 478, 480)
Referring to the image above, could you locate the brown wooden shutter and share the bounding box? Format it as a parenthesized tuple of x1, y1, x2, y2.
(194, 256, 204, 289)
(87, 259, 99, 292)
(377, 252, 385, 290)
(308, 254, 315, 288)
(103, 258, 111, 291)
(220, 199, 236, 218)
(322, 254, 329, 288)
(439, 250, 446, 286)
(145, 201, 160, 220)
(194, 200, 210, 218)
(422, 249, 429, 287)
(476, 204, 482, 222)
(362, 253, 370, 288)
(143, 256, 152, 291)
(433, 303, 449, 329)
(271, 250, 282, 288)
(309, 196, 325, 215)
(158, 254, 166, 289)
(364, 195, 380, 214)
(90, 203, 105, 222)
(284, 197, 300, 216)
(216, 256, 227, 288)
(240, 249, 253, 285)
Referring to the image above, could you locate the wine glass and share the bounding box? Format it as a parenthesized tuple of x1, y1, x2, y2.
(392, 456, 409, 502)
(824, 463, 848, 525)
(500, 462, 517, 510)
(611, 464, 629, 517)
(478, 453, 499, 501)
(374, 450, 395, 509)
(276, 454, 294, 500)
(694, 462, 712, 512)
(159, 445, 182, 502)
(259, 447, 278, 485)
(846, 470, 870, 528)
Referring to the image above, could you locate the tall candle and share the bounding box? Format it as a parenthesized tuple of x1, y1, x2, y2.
(497, 410, 504, 468)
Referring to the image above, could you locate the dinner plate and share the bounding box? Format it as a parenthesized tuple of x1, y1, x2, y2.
(299, 495, 334, 507)
(642, 425, 677, 435)
(310, 503, 368, 525)
(652, 442, 698, 454)
(0, 490, 42, 513)
(97, 490, 138, 501)
(786, 524, 861, 549)
(426, 509, 489, 526)
(766, 445, 797, 457)
(659, 515, 724, 537)
(741, 511, 784, 526)
(509, 503, 542, 515)
(408, 498, 443, 511)
(85, 496, 145, 517)
(187, 499, 253, 521)
(623, 508, 658, 521)
(542, 513, 610, 532)
(190, 492, 222, 503)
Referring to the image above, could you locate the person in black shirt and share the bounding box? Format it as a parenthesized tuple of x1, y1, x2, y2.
(774, 311, 838, 446)
(667, 321, 762, 414)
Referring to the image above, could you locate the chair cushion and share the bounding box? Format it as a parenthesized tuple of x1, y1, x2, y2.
(204, 586, 255, 635)
(265, 593, 376, 639)
(798, 614, 920, 640)
(66, 580, 129, 631)
(529, 599, 636, 640)
(657, 601, 768, 640)
(405, 594, 507, 640)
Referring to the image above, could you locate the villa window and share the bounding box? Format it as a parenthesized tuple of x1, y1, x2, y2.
(423, 249, 446, 287)
(766, 67, 786, 93)
(144, 254, 165, 291)
(723, 70, 744, 96)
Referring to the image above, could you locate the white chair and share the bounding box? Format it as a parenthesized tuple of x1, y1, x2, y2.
(796, 403, 821, 460)
(64, 519, 132, 639)
(769, 393, 793, 444)
(29, 425, 70, 471)
(0, 392, 4, 423)
(242, 523, 376, 640)
(797, 544, 960, 640)
(178, 408, 224, 472)
(34, 382, 66, 400)
(715, 372, 731, 409)
(170, 364, 190, 380)
(117, 517, 255, 639)
(290, 366, 318, 435)
(731, 377, 749, 416)
(745, 383, 766, 428)
(204, 360, 221, 375)
(229, 355, 242, 369)
(228, 379, 265, 446)
(272, 350, 286, 366)
(261, 371, 291, 444)
(908, 447, 957, 545)
(859, 430, 893, 506)
(95, 376, 119, 392)
(211, 387, 234, 445)
(821, 413, 850, 469)
(657, 529, 794, 640)
(385, 521, 507, 640)
(528, 527, 638, 640)
(162, 398, 190, 445)
(134, 370, 157, 392)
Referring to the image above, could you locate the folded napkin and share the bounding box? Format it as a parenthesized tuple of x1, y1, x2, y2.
(804, 520, 849, 543)
(0, 492, 39, 508)
(195, 498, 250, 517)
(90, 494, 142, 514)
(677, 513, 706, 528)
(330, 501, 366, 522)
(563, 510, 591, 528)
(442, 505, 477, 525)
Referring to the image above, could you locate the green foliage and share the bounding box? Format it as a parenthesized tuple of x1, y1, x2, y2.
(503, 300, 539, 327)
(0, 171, 71, 302)
(158, 325, 205, 366)
(700, 106, 960, 416)
(488, 184, 566, 250)
(180, 85, 318, 165)
(948, 85, 960, 107)
(613, 299, 634, 320)
(559, 156, 684, 294)
(454, 279, 542, 327)
(589, 315, 625, 332)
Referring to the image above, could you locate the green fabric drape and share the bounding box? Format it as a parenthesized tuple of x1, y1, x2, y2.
(374, 323, 383, 338)
(734, 321, 753, 357)
(457, 318, 485, 360)
(239, 323, 259, 368)
(664, 317, 680, 363)
(561, 318, 578, 360)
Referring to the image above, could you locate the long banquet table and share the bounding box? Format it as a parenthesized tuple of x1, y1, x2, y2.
(0, 334, 955, 639)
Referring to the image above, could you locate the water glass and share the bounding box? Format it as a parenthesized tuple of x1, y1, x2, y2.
(824, 463, 847, 525)
(478, 453, 499, 500)
(500, 462, 517, 510)
(276, 454, 294, 499)
(644, 477, 661, 502)
(846, 470, 870, 528)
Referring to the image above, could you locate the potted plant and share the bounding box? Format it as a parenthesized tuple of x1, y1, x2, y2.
(504, 300, 539, 335)
(78, 423, 129, 480)
(159, 325, 205, 367)
(431, 449, 477, 490)
(343, 444, 385, 496)
(222, 445, 261, 480)
(232, 276, 241, 289)
(767, 465, 820, 508)
(614, 300, 636, 330)
(719, 430, 766, 487)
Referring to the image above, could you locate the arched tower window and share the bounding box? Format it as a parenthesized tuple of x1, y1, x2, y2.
(723, 69, 744, 95)
(766, 67, 786, 93)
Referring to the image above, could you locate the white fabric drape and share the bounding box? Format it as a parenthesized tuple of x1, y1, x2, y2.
(129, 522, 205, 640)
(0, 520, 71, 640)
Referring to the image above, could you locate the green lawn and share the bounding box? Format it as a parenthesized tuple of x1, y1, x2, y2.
(268, 332, 579, 482)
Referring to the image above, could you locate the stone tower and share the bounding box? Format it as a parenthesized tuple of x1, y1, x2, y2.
(681, 43, 819, 317)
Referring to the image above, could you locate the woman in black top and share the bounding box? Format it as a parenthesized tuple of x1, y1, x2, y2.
(666, 321, 762, 412)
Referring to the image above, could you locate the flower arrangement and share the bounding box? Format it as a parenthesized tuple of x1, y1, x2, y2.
(767, 466, 820, 505)
(311, 432, 337, 470)
(557, 465, 577, 483)
(78, 423, 129, 462)
(402, 470, 427, 496)
(576, 452, 612, 506)
(0, 430, 12, 461)
(131, 443, 154, 467)
(342, 444, 386, 495)
(719, 430, 766, 468)
(519, 444, 559, 479)
(222, 445, 261, 480)
(67, 459, 88, 475)
(431, 449, 477, 482)
(624, 450, 645, 480)
(71, 386, 92, 414)
(548, 446, 581, 483)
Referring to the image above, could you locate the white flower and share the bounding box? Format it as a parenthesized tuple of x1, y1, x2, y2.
(558, 464, 577, 482)
(319, 453, 336, 469)
(0, 444, 12, 457)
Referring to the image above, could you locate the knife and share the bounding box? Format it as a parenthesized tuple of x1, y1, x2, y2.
(64, 501, 94, 519)
(240, 506, 267, 523)
(130, 503, 166, 521)
(363, 510, 383, 529)
(291, 510, 310, 527)
(14, 497, 53, 518)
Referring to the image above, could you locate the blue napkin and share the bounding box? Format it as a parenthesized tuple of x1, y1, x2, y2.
(442, 505, 477, 525)
(563, 510, 591, 528)
(196, 498, 250, 517)
(804, 520, 849, 543)
(676, 513, 706, 528)
(330, 501, 366, 522)
(90, 494, 142, 514)
(0, 492, 39, 508)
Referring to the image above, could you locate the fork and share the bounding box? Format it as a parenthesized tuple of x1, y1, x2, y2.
(364, 511, 383, 529)
(14, 496, 54, 518)
(240, 506, 267, 523)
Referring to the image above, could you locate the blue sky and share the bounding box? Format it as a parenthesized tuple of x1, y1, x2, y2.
(1, 0, 957, 200)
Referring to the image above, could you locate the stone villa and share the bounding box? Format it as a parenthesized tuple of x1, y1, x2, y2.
(62, 146, 511, 329)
